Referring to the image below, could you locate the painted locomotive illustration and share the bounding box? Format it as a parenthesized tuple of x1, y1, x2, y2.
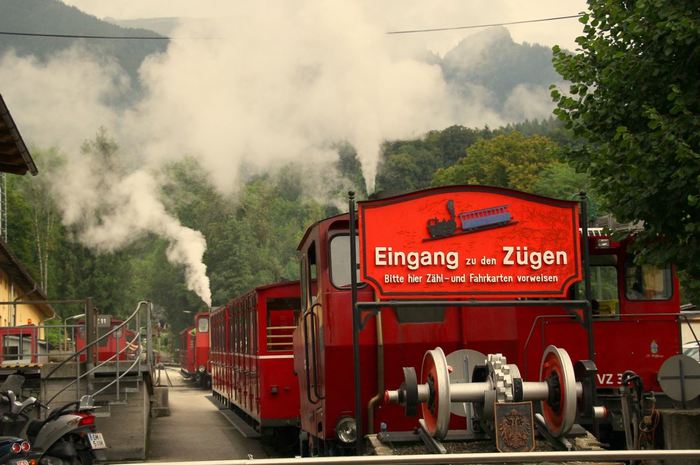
(427, 200, 514, 239)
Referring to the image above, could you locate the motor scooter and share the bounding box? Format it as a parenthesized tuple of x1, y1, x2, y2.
(0, 435, 35, 465)
(0, 374, 106, 465)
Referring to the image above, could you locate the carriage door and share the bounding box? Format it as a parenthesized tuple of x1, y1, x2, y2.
(301, 242, 323, 404)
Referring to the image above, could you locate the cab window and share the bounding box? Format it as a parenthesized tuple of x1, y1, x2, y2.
(625, 258, 672, 300)
(574, 254, 619, 316)
(197, 317, 209, 333)
(329, 235, 362, 288)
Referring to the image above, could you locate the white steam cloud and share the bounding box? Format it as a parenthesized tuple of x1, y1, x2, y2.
(0, 1, 565, 306)
(55, 165, 212, 306)
(124, 3, 458, 193)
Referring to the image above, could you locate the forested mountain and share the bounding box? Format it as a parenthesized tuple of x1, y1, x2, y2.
(0, 0, 166, 95)
(440, 27, 562, 118)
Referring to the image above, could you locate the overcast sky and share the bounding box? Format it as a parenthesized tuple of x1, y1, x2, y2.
(60, 0, 588, 52)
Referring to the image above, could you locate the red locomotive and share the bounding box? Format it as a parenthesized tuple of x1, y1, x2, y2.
(74, 318, 138, 362)
(179, 312, 211, 388)
(210, 281, 301, 435)
(292, 185, 685, 454)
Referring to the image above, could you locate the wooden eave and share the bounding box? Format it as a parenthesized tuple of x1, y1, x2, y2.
(0, 94, 38, 176)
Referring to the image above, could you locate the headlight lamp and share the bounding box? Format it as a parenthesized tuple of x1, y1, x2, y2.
(335, 416, 357, 443)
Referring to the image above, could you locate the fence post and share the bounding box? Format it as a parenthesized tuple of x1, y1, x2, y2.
(85, 298, 95, 394)
(146, 302, 154, 372)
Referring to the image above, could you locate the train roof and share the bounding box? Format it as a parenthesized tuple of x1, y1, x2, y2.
(254, 279, 300, 292)
(296, 212, 349, 251)
(210, 280, 301, 314)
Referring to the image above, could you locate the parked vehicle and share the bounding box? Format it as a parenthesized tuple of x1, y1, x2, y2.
(0, 436, 34, 465)
(179, 312, 211, 388)
(0, 374, 106, 465)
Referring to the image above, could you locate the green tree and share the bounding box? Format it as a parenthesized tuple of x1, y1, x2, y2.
(7, 148, 65, 295)
(551, 0, 700, 300)
(432, 132, 559, 191)
(335, 143, 368, 199)
(533, 162, 602, 219)
(375, 126, 491, 195)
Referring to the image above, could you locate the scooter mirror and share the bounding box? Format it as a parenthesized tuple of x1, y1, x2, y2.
(78, 395, 95, 410)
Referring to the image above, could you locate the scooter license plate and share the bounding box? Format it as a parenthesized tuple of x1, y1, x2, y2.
(10, 460, 29, 465)
(88, 432, 107, 449)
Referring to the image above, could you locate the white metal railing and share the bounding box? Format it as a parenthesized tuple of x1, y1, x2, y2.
(40, 300, 154, 407)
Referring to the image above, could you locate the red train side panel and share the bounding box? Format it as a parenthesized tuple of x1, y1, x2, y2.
(180, 325, 195, 377)
(211, 281, 301, 431)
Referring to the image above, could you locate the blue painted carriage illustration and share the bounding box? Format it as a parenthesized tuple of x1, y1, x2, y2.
(459, 205, 511, 232)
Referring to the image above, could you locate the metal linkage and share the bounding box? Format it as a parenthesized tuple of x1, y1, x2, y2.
(385, 345, 606, 440)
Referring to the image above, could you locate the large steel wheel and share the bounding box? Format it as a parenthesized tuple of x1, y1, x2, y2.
(539, 345, 577, 437)
(420, 347, 451, 439)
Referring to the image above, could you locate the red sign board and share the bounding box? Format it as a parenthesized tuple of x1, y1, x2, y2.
(358, 186, 582, 299)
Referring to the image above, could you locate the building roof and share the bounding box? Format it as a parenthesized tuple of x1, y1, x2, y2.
(0, 238, 54, 318)
(0, 94, 38, 176)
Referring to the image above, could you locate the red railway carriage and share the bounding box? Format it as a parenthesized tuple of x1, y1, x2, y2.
(179, 325, 195, 377)
(293, 185, 684, 454)
(211, 281, 301, 434)
(180, 312, 211, 387)
(75, 318, 138, 362)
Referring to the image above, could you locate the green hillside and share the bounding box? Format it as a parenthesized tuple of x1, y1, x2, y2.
(0, 0, 167, 92)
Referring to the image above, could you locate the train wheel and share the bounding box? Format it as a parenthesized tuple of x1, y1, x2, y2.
(420, 347, 451, 439)
(539, 345, 577, 437)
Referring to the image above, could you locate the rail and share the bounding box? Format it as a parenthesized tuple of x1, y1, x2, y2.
(40, 300, 154, 406)
(122, 449, 700, 464)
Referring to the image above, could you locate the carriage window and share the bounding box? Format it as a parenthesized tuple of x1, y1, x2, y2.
(625, 259, 672, 300)
(574, 254, 619, 316)
(266, 297, 301, 352)
(329, 235, 362, 288)
(198, 317, 209, 333)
